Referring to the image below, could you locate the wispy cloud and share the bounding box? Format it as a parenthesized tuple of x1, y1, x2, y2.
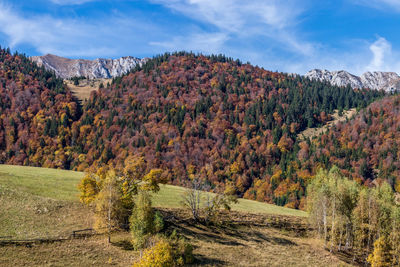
(0, 2, 162, 58)
(153, 0, 303, 32)
(0, 3, 111, 56)
(353, 0, 400, 11)
(367, 37, 392, 71)
(150, 32, 228, 54)
(150, 0, 313, 56)
(276, 36, 400, 75)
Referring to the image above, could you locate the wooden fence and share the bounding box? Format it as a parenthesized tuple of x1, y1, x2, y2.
(0, 228, 97, 246)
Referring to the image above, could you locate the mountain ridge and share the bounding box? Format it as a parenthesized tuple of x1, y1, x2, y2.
(31, 53, 400, 92)
(305, 69, 400, 92)
(30, 54, 148, 79)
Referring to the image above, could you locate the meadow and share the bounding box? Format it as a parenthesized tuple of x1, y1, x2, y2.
(0, 164, 353, 267)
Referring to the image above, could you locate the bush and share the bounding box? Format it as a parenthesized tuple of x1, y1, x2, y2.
(132, 235, 194, 267)
(133, 238, 174, 267)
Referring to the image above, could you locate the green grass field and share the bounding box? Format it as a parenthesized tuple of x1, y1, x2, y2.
(0, 165, 93, 239)
(0, 164, 305, 214)
(152, 184, 306, 217)
(0, 164, 305, 238)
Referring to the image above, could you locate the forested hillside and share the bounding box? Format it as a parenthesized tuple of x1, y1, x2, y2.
(0, 49, 387, 208)
(72, 52, 383, 208)
(309, 95, 400, 192)
(0, 47, 80, 168)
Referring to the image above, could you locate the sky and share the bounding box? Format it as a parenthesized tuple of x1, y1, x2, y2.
(0, 0, 400, 75)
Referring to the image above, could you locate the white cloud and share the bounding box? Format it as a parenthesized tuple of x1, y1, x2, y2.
(150, 32, 228, 54)
(275, 36, 400, 75)
(151, 0, 312, 56)
(0, 2, 161, 58)
(0, 3, 110, 56)
(153, 0, 302, 32)
(367, 37, 392, 71)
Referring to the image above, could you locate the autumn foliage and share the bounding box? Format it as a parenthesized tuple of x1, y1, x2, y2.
(0, 49, 386, 207)
(308, 95, 400, 192)
(0, 47, 80, 168)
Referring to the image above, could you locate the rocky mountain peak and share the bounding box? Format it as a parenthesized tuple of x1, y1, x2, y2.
(305, 69, 400, 92)
(30, 54, 148, 79)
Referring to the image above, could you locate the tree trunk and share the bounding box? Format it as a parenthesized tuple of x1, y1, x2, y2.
(330, 199, 336, 252)
(338, 227, 343, 251)
(323, 201, 328, 247)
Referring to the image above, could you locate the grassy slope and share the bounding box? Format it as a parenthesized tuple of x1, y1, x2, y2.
(0, 164, 353, 267)
(65, 78, 112, 101)
(0, 165, 93, 239)
(0, 164, 306, 221)
(153, 184, 306, 217)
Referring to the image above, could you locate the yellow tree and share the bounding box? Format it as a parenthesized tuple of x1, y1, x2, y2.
(390, 206, 400, 265)
(78, 156, 164, 243)
(367, 235, 392, 267)
(93, 169, 124, 242)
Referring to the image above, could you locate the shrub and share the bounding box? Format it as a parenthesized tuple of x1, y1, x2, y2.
(133, 239, 174, 267)
(132, 235, 194, 267)
(130, 191, 164, 249)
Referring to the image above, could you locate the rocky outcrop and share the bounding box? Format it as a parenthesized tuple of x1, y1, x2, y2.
(30, 54, 148, 79)
(305, 69, 400, 92)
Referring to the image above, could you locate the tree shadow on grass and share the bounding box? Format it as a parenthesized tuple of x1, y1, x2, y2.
(165, 219, 296, 248)
(112, 239, 134, 251)
(329, 249, 364, 267)
(190, 255, 226, 266)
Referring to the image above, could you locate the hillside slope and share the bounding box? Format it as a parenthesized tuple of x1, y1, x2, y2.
(73, 52, 383, 208)
(0, 48, 80, 168)
(307, 95, 400, 191)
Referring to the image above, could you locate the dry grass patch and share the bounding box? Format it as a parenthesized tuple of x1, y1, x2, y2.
(0, 234, 137, 267)
(0, 208, 353, 267)
(64, 78, 111, 101)
(159, 208, 354, 267)
(298, 108, 357, 140)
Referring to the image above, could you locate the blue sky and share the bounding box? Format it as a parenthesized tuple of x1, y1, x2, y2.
(0, 0, 400, 74)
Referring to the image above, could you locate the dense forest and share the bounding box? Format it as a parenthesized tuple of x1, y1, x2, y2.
(0, 47, 80, 169)
(0, 49, 388, 208)
(308, 95, 400, 192)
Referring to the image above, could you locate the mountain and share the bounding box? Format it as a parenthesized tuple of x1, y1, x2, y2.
(305, 69, 400, 92)
(30, 54, 148, 79)
(0, 50, 385, 208)
(70, 52, 382, 208)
